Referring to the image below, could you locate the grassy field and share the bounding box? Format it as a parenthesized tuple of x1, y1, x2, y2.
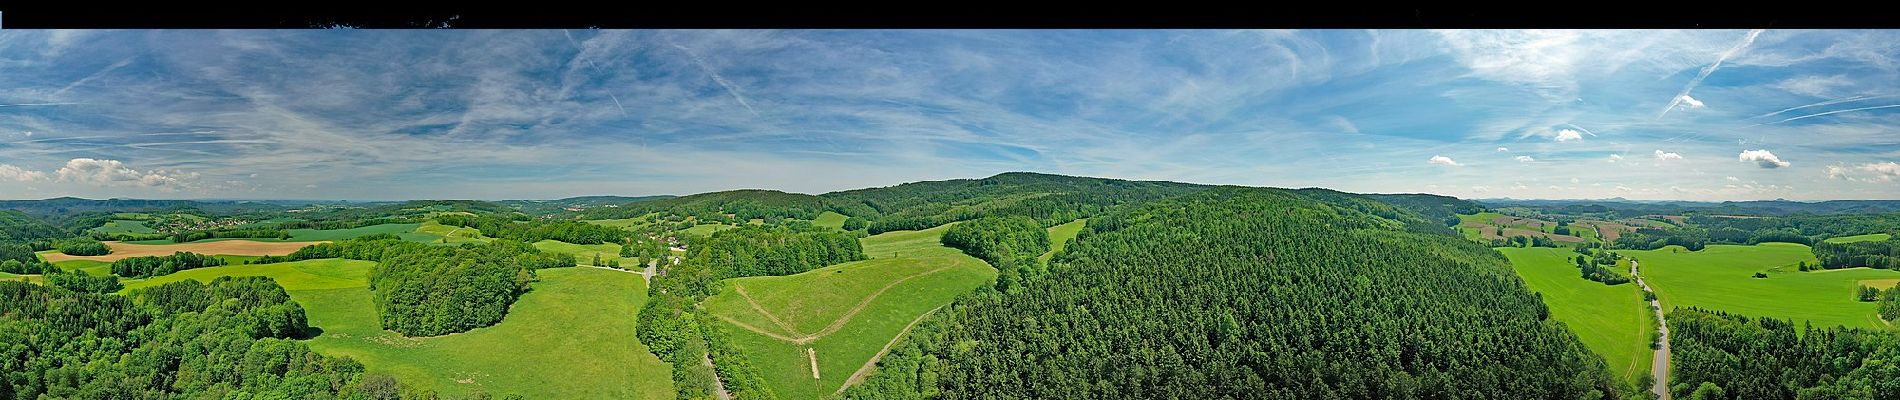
(117, 259, 376, 292)
(91, 219, 157, 234)
(683, 223, 733, 237)
(414, 221, 490, 244)
(585, 215, 657, 230)
(1618, 243, 1900, 329)
(123, 223, 435, 244)
(1499, 247, 1653, 385)
(1827, 233, 1892, 244)
(116, 258, 672, 399)
(702, 223, 997, 399)
(300, 267, 672, 399)
(812, 211, 848, 230)
(51, 259, 114, 276)
(533, 240, 625, 266)
(1039, 218, 1087, 264)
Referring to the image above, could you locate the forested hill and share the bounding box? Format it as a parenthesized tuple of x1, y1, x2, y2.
(578, 189, 828, 222)
(821, 172, 1210, 233)
(847, 187, 1621, 399)
(1364, 193, 1487, 226)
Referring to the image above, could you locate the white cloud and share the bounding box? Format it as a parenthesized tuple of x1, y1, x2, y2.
(1546, 185, 1564, 190)
(1608, 154, 1624, 163)
(1675, 95, 1706, 109)
(1616, 185, 1633, 192)
(1654, 150, 1684, 161)
(1726, 176, 1740, 182)
(1514, 155, 1535, 162)
(1554, 129, 1583, 142)
(0, 165, 47, 182)
(1829, 162, 1900, 182)
(1429, 155, 1463, 167)
(1738, 150, 1790, 169)
(1570, 177, 1580, 184)
(54, 158, 194, 188)
(1496, 147, 1510, 152)
(1470, 185, 1491, 193)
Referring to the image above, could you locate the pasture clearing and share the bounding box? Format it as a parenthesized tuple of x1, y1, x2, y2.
(1039, 218, 1087, 264)
(118, 258, 672, 399)
(532, 240, 626, 266)
(91, 219, 157, 234)
(1827, 233, 1892, 244)
(1499, 247, 1653, 385)
(702, 223, 996, 399)
(684, 223, 734, 237)
(1617, 243, 1900, 329)
(812, 211, 848, 230)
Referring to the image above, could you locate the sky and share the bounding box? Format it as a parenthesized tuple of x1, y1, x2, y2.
(0, 29, 1896, 201)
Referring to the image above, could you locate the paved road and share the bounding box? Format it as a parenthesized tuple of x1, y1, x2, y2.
(1632, 260, 1671, 400)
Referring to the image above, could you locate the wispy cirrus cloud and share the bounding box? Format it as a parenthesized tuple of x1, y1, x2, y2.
(0, 29, 1895, 201)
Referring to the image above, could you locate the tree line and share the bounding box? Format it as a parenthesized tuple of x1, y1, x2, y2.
(0, 276, 388, 398)
(939, 216, 1048, 291)
(251, 234, 575, 336)
(1813, 239, 1900, 270)
(1667, 307, 1900, 399)
(111, 251, 229, 278)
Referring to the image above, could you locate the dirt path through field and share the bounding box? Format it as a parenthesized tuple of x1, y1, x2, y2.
(735, 286, 806, 337)
(719, 258, 961, 346)
(41, 240, 321, 262)
(836, 305, 944, 396)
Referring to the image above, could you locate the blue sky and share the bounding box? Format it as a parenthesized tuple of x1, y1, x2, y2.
(0, 29, 1896, 201)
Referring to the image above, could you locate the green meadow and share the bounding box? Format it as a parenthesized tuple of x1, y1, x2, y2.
(1498, 247, 1653, 385)
(115, 258, 671, 399)
(585, 214, 658, 230)
(1826, 233, 1892, 244)
(91, 219, 157, 234)
(414, 221, 490, 244)
(51, 259, 114, 276)
(1618, 243, 1900, 329)
(123, 223, 435, 244)
(812, 211, 848, 230)
(683, 223, 734, 237)
(702, 223, 997, 399)
(533, 239, 626, 266)
(299, 267, 671, 399)
(1039, 218, 1087, 264)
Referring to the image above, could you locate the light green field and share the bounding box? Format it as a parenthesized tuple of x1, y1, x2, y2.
(585, 215, 657, 230)
(299, 267, 672, 399)
(533, 240, 625, 266)
(123, 223, 435, 244)
(118, 259, 376, 292)
(415, 221, 490, 244)
(0, 272, 42, 284)
(1498, 247, 1652, 385)
(812, 211, 848, 230)
(1826, 233, 1892, 244)
(683, 224, 734, 237)
(1618, 243, 1900, 329)
(1039, 218, 1087, 264)
(121, 258, 672, 399)
(51, 259, 113, 276)
(91, 219, 157, 234)
(703, 223, 997, 399)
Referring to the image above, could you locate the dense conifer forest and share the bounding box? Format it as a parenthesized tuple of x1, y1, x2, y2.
(847, 187, 1621, 399)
